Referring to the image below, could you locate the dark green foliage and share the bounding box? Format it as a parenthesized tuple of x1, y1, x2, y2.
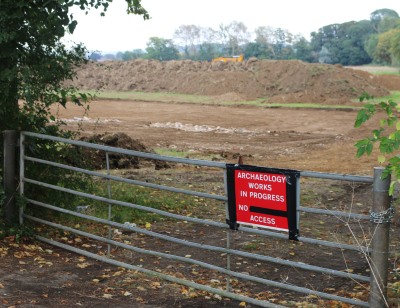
(145, 37, 180, 61)
(0, 221, 34, 243)
(0, 0, 148, 227)
(0, 0, 149, 136)
(98, 8, 400, 65)
(354, 93, 400, 194)
(244, 42, 275, 60)
(310, 21, 374, 65)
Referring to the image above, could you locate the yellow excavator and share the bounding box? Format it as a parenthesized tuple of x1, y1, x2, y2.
(212, 54, 244, 63)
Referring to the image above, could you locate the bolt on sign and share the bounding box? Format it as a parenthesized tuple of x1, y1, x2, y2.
(226, 164, 300, 240)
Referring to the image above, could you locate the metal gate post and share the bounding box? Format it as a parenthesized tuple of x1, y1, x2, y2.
(3, 130, 18, 225)
(369, 167, 392, 308)
(19, 132, 25, 224)
(223, 169, 231, 292)
(106, 152, 113, 258)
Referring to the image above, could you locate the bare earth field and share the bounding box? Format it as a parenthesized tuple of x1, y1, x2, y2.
(61, 59, 400, 175)
(56, 99, 381, 175)
(1, 61, 400, 307)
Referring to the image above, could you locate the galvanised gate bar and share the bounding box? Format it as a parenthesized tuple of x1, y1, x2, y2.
(9, 131, 393, 307)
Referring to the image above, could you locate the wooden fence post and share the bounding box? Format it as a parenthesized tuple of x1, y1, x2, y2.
(3, 130, 18, 225)
(369, 167, 392, 308)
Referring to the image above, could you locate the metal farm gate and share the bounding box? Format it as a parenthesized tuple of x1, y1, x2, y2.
(4, 131, 395, 307)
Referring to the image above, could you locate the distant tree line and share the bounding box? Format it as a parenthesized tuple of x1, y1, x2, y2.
(89, 8, 400, 66)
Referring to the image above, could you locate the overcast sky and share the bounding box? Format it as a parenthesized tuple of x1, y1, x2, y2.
(66, 0, 400, 54)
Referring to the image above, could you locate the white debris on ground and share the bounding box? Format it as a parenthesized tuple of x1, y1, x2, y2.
(149, 122, 253, 134)
(60, 117, 122, 124)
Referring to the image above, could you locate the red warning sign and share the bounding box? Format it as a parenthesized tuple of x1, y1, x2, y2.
(234, 169, 288, 230)
(226, 164, 299, 237)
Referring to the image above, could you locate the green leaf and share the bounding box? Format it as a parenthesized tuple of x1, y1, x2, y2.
(372, 129, 382, 139)
(377, 155, 386, 164)
(366, 142, 373, 155)
(389, 181, 396, 196)
(356, 147, 365, 158)
(68, 20, 78, 34)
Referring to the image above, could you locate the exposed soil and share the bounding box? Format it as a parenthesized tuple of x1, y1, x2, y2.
(55, 99, 386, 175)
(68, 59, 396, 104)
(2, 61, 400, 307)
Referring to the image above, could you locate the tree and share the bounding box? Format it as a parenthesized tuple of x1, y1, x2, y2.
(389, 29, 400, 63)
(371, 28, 400, 65)
(214, 21, 250, 56)
(103, 53, 117, 61)
(310, 21, 374, 65)
(364, 34, 380, 61)
(197, 42, 220, 61)
(173, 25, 201, 59)
(271, 27, 294, 59)
(0, 0, 149, 225)
(145, 37, 180, 61)
(0, 0, 148, 137)
(89, 52, 102, 61)
(374, 30, 396, 64)
(254, 26, 296, 60)
(370, 8, 399, 31)
(224, 21, 250, 55)
(377, 15, 400, 33)
(293, 37, 316, 63)
(244, 42, 274, 59)
(254, 26, 276, 59)
(116, 49, 145, 61)
(200, 27, 220, 44)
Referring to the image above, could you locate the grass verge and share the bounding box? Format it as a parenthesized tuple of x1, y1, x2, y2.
(88, 90, 363, 109)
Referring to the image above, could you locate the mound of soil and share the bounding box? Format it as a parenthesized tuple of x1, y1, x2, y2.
(79, 132, 169, 170)
(68, 59, 397, 104)
(372, 74, 400, 91)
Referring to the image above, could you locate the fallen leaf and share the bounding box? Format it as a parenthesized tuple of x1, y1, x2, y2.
(123, 291, 132, 296)
(150, 281, 161, 289)
(102, 294, 112, 299)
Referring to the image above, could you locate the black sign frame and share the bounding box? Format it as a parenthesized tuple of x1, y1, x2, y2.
(226, 164, 300, 241)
